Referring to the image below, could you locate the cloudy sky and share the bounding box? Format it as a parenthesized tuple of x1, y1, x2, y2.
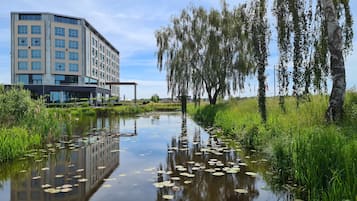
(0, 0, 356, 99)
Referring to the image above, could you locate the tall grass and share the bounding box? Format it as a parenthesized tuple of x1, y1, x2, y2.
(190, 92, 357, 201)
(0, 127, 41, 163)
(0, 85, 64, 162)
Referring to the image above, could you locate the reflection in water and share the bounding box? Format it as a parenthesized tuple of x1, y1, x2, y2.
(10, 133, 120, 201)
(1, 113, 293, 201)
(156, 115, 291, 201)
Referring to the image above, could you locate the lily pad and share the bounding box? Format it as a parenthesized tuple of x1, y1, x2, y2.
(60, 188, 72, 193)
(245, 172, 257, 177)
(162, 195, 174, 200)
(183, 180, 192, 184)
(78, 178, 88, 182)
(44, 188, 60, 194)
(32, 176, 41, 180)
(234, 188, 248, 194)
(212, 172, 225, 176)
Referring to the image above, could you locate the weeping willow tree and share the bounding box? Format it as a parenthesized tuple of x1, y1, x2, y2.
(156, 3, 254, 106)
(245, 0, 270, 122)
(274, 0, 353, 121)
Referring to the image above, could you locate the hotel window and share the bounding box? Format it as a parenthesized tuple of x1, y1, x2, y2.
(55, 27, 65, 36)
(32, 75, 42, 84)
(31, 50, 41, 58)
(18, 49, 28, 58)
(19, 14, 41, 21)
(55, 62, 65, 71)
(55, 39, 65, 48)
(31, 61, 41, 70)
(55, 51, 65, 59)
(18, 25, 27, 34)
(18, 75, 29, 84)
(31, 38, 41, 46)
(54, 16, 78, 25)
(69, 29, 78, 37)
(69, 40, 78, 49)
(31, 25, 41, 34)
(69, 63, 78, 72)
(18, 62, 28, 70)
(69, 52, 78, 61)
(18, 37, 27, 46)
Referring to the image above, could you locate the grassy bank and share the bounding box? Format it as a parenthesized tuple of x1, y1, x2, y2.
(60, 102, 181, 117)
(189, 92, 357, 201)
(0, 86, 64, 163)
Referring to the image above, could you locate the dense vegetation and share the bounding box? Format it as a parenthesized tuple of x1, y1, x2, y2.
(0, 86, 63, 162)
(189, 91, 357, 201)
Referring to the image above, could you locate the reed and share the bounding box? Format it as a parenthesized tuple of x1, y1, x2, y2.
(190, 91, 357, 201)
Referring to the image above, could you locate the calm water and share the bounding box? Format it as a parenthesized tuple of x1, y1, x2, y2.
(0, 112, 292, 201)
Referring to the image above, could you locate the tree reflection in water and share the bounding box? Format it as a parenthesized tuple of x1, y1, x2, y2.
(156, 115, 259, 201)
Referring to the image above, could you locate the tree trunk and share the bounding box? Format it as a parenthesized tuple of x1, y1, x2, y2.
(258, 65, 267, 122)
(322, 0, 346, 122)
(181, 95, 187, 114)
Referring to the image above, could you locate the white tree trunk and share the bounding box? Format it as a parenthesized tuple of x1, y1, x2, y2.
(321, 0, 346, 122)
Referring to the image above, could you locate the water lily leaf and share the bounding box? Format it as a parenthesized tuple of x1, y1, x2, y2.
(44, 188, 60, 194)
(78, 178, 88, 182)
(212, 172, 225, 176)
(245, 172, 257, 177)
(234, 188, 248, 194)
(171, 177, 181, 181)
(60, 188, 72, 193)
(62, 184, 73, 188)
(204, 169, 215, 173)
(41, 184, 51, 188)
(162, 195, 174, 200)
(32, 176, 41, 180)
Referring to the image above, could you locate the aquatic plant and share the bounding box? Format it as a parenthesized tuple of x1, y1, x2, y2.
(190, 91, 357, 201)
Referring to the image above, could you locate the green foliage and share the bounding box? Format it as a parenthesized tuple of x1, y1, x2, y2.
(0, 127, 41, 163)
(0, 85, 64, 162)
(151, 94, 160, 103)
(156, 2, 255, 105)
(0, 85, 34, 126)
(190, 91, 357, 201)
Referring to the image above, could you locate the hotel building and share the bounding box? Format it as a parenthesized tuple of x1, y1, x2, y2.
(11, 12, 120, 103)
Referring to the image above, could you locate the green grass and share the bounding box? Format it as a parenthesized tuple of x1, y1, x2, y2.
(189, 92, 357, 201)
(0, 85, 65, 162)
(0, 127, 41, 163)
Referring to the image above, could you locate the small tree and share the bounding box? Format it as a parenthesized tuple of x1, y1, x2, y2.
(151, 94, 160, 103)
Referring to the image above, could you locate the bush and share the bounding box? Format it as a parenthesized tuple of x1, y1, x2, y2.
(151, 94, 160, 103)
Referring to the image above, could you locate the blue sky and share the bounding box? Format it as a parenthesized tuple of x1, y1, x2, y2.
(0, 0, 356, 99)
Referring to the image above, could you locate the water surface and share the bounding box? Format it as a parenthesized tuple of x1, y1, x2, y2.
(0, 113, 292, 201)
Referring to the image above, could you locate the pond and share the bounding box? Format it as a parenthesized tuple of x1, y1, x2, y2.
(0, 112, 293, 201)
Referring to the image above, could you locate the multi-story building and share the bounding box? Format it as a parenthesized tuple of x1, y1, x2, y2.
(10, 12, 120, 103)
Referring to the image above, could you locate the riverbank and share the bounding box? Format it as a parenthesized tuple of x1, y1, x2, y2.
(188, 92, 357, 201)
(0, 86, 63, 163)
